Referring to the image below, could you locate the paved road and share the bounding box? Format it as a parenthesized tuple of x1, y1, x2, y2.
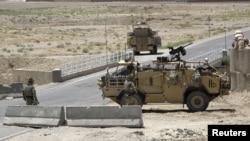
(0, 28, 250, 140)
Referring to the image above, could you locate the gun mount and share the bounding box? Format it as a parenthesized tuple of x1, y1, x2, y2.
(168, 42, 192, 61)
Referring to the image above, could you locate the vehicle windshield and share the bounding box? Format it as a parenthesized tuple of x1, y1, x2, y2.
(112, 63, 134, 76)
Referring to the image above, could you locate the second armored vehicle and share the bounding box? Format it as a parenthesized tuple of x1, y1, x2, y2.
(97, 45, 230, 112)
(127, 22, 161, 55)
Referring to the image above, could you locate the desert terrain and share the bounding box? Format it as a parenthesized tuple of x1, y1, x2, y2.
(0, 1, 250, 141)
(1, 1, 250, 84)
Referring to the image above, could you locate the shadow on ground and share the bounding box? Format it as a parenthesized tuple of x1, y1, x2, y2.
(142, 108, 236, 113)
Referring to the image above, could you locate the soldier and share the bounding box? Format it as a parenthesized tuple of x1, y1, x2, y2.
(22, 78, 39, 105)
(232, 30, 249, 49)
(124, 79, 136, 93)
(238, 35, 246, 49)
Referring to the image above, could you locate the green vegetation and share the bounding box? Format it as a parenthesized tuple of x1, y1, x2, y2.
(214, 8, 250, 21)
(65, 42, 72, 46)
(8, 61, 15, 68)
(162, 39, 194, 49)
(28, 48, 33, 51)
(2, 48, 7, 52)
(17, 48, 24, 53)
(15, 44, 26, 47)
(56, 44, 65, 48)
(222, 55, 230, 66)
(35, 40, 40, 43)
(82, 48, 89, 53)
(2, 48, 11, 53)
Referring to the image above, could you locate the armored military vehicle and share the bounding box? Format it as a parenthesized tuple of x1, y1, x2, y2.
(127, 22, 161, 55)
(97, 44, 230, 112)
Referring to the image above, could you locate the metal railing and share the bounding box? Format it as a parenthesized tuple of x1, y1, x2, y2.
(60, 47, 224, 77)
(187, 47, 224, 63)
(60, 50, 133, 77)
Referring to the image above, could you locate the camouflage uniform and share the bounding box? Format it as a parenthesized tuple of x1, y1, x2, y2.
(22, 78, 39, 105)
(233, 30, 249, 49)
(124, 80, 136, 93)
(238, 36, 245, 49)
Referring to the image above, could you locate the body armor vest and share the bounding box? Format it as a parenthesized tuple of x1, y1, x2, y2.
(23, 86, 34, 96)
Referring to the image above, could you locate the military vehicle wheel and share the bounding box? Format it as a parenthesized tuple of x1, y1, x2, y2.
(120, 94, 143, 106)
(153, 47, 158, 54)
(134, 51, 140, 55)
(151, 46, 157, 54)
(186, 91, 209, 112)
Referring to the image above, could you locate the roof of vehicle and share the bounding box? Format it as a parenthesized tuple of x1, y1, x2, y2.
(134, 22, 149, 28)
(117, 60, 138, 66)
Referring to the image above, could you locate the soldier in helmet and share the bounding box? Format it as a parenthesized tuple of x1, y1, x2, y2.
(22, 78, 39, 105)
(232, 30, 249, 49)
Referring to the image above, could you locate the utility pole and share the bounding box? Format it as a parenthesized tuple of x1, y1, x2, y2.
(207, 16, 211, 37)
(224, 22, 227, 49)
(105, 17, 108, 66)
(124, 43, 127, 61)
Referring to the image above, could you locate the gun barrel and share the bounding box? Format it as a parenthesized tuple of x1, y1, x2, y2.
(183, 42, 193, 47)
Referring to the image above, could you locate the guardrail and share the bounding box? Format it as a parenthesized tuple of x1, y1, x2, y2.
(60, 50, 133, 77)
(12, 47, 225, 85)
(187, 47, 224, 63)
(60, 47, 224, 77)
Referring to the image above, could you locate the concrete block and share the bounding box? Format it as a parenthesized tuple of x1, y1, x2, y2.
(247, 73, 250, 92)
(230, 71, 237, 91)
(230, 49, 238, 72)
(65, 106, 143, 128)
(52, 68, 62, 82)
(10, 82, 23, 93)
(3, 106, 65, 127)
(13, 69, 53, 85)
(243, 49, 250, 74)
(238, 50, 244, 73)
(0, 84, 11, 94)
(236, 71, 246, 92)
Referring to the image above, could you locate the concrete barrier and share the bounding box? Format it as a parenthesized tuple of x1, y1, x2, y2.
(247, 73, 250, 91)
(230, 48, 250, 91)
(3, 106, 65, 127)
(230, 71, 236, 91)
(243, 49, 250, 74)
(230, 49, 237, 72)
(65, 106, 143, 128)
(13, 69, 54, 85)
(0, 83, 23, 94)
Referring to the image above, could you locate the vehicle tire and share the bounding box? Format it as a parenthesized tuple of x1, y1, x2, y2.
(120, 93, 143, 106)
(151, 46, 157, 54)
(134, 51, 140, 55)
(186, 91, 209, 112)
(154, 47, 158, 54)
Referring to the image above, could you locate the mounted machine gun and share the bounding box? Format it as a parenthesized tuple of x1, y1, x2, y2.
(168, 42, 192, 61)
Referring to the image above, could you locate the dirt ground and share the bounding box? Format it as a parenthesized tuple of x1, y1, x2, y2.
(6, 91, 250, 141)
(1, 1, 250, 141)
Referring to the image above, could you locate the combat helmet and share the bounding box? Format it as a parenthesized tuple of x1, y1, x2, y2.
(234, 30, 244, 39)
(234, 30, 243, 35)
(27, 78, 34, 85)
